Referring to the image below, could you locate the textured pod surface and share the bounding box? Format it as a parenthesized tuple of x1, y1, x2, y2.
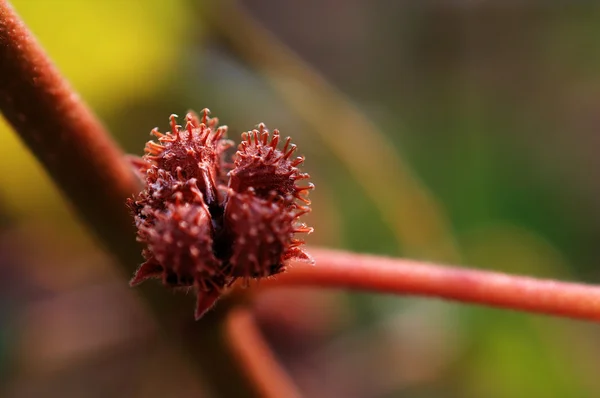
(128, 110, 313, 320)
(141, 110, 232, 207)
(228, 124, 313, 206)
(224, 190, 313, 279)
(133, 202, 221, 287)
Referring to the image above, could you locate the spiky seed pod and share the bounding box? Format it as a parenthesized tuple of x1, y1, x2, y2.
(223, 189, 313, 280)
(127, 168, 207, 231)
(131, 200, 223, 287)
(142, 109, 232, 207)
(228, 124, 314, 206)
(128, 111, 314, 320)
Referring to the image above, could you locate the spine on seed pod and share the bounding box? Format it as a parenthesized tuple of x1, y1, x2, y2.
(127, 110, 314, 320)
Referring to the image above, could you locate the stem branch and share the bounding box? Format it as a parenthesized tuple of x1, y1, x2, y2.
(264, 248, 600, 322)
(225, 308, 302, 398)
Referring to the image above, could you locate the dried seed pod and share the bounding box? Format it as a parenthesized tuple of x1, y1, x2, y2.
(142, 109, 231, 207)
(228, 124, 314, 206)
(128, 111, 314, 320)
(130, 198, 230, 320)
(131, 201, 222, 287)
(127, 168, 206, 230)
(223, 189, 313, 280)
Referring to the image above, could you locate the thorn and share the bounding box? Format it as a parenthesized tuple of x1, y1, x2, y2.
(291, 156, 304, 166)
(209, 117, 219, 128)
(200, 125, 209, 145)
(169, 114, 179, 135)
(258, 122, 266, 134)
(295, 173, 310, 180)
(186, 120, 194, 136)
(150, 128, 164, 138)
(284, 247, 314, 264)
(195, 290, 221, 320)
(294, 207, 312, 218)
(284, 144, 297, 159)
(130, 261, 163, 287)
(295, 225, 314, 234)
(296, 183, 314, 192)
(201, 108, 210, 124)
(214, 126, 227, 141)
(295, 195, 311, 204)
(186, 111, 200, 127)
(264, 146, 274, 160)
(146, 141, 164, 153)
(282, 137, 292, 153)
(270, 130, 280, 148)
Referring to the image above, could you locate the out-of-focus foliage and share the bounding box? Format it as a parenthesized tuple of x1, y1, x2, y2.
(2, 1, 600, 397)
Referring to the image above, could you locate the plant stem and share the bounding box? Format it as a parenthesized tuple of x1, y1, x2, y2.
(225, 308, 302, 398)
(0, 0, 141, 265)
(263, 248, 600, 322)
(0, 3, 262, 397)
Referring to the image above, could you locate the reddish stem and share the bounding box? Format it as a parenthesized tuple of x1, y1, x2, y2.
(262, 248, 600, 322)
(0, 4, 265, 397)
(0, 0, 141, 265)
(225, 308, 302, 398)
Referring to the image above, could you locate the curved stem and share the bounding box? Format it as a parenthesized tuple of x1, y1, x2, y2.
(0, 3, 263, 397)
(225, 308, 302, 398)
(0, 0, 141, 266)
(262, 248, 600, 322)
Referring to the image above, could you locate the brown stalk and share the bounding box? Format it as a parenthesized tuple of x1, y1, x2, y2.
(0, 2, 264, 397)
(225, 308, 303, 398)
(263, 248, 600, 322)
(0, 0, 141, 266)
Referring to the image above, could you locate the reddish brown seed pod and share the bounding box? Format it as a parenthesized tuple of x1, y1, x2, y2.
(142, 109, 232, 206)
(228, 124, 314, 206)
(130, 196, 232, 320)
(128, 111, 314, 320)
(224, 189, 313, 280)
(127, 168, 208, 232)
(131, 201, 221, 288)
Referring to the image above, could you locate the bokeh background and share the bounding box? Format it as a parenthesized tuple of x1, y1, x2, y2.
(1, 1, 600, 397)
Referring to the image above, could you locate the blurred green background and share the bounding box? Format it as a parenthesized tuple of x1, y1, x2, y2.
(1, 1, 600, 397)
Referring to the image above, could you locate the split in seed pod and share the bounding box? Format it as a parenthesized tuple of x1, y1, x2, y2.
(131, 197, 231, 319)
(142, 109, 232, 207)
(128, 111, 314, 320)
